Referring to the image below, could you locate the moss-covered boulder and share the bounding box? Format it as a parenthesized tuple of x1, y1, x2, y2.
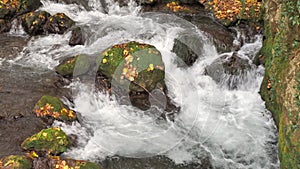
(260, 0, 300, 168)
(21, 127, 70, 156)
(34, 95, 77, 122)
(21, 11, 50, 35)
(0, 155, 32, 169)
(97, 41, 165, 92)
(0, 0, 41, 19)
(69, 27, 85, 46)
(44, 13, 74, 34)
(55, 54, 91, 77)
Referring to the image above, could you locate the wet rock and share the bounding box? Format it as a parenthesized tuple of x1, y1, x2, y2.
(180, 14, 235, 53)
(34, 95, 77, 123)
(0, 155, 32, 169)
(69, 27, 85, 46)
(0, 19, 11, 33)
(21, 127, 70, 156)
(205, 52, 252, 88)
(21, 11, 51, 35)
(45, 13, 74, 34)
(0, 0, 41, 20)
(55, 54, 91, 77)
(172, 34, 204, 66)
(96, 41, 179, 116)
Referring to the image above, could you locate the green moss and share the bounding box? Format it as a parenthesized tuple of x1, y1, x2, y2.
(0, 155, 32, 169)
(21, 127, 70, 155)
(55, 54, 91, 77)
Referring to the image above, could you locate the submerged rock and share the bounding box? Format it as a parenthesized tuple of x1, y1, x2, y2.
(172, 34, 204, 66)
(69, 27, 85, 46)
(0, 155, 32, 169)
(21, 11, 51, 35)
(96, 41, 179, 116)
(44, 13, 74, 34)
(34, 95, 77, 122)
(205, 52, 252, 88)
(21, 127, 70, 156)
(55, 54, 91, 77)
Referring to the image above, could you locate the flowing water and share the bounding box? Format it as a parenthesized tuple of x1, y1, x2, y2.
(0, 0, 280, 168)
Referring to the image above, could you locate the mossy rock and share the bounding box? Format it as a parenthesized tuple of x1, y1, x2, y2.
(0, 155, 32, 169)
(21, 127, 70, 155)
(97, 41, 165, 93)
(45, 13, 74, 34)
(34, 95, 77, 122)
(21, 11, 50, 35)
(55, 54, 91, 77)
(0, 0, 41, 19)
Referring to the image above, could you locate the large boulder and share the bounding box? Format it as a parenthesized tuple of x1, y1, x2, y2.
(33, 95, 77, 123)
(21, 11, 51, 35)
(21, 127, 70, 156)
(0, 155, 32, 169)
(44, 13, 74, 34)
(96, 41, 179, 116)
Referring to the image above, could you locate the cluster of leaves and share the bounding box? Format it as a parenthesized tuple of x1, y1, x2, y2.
(35, 103, 76, 121)
(166, 1, 188, 12)
(200, 0, 262, 22)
